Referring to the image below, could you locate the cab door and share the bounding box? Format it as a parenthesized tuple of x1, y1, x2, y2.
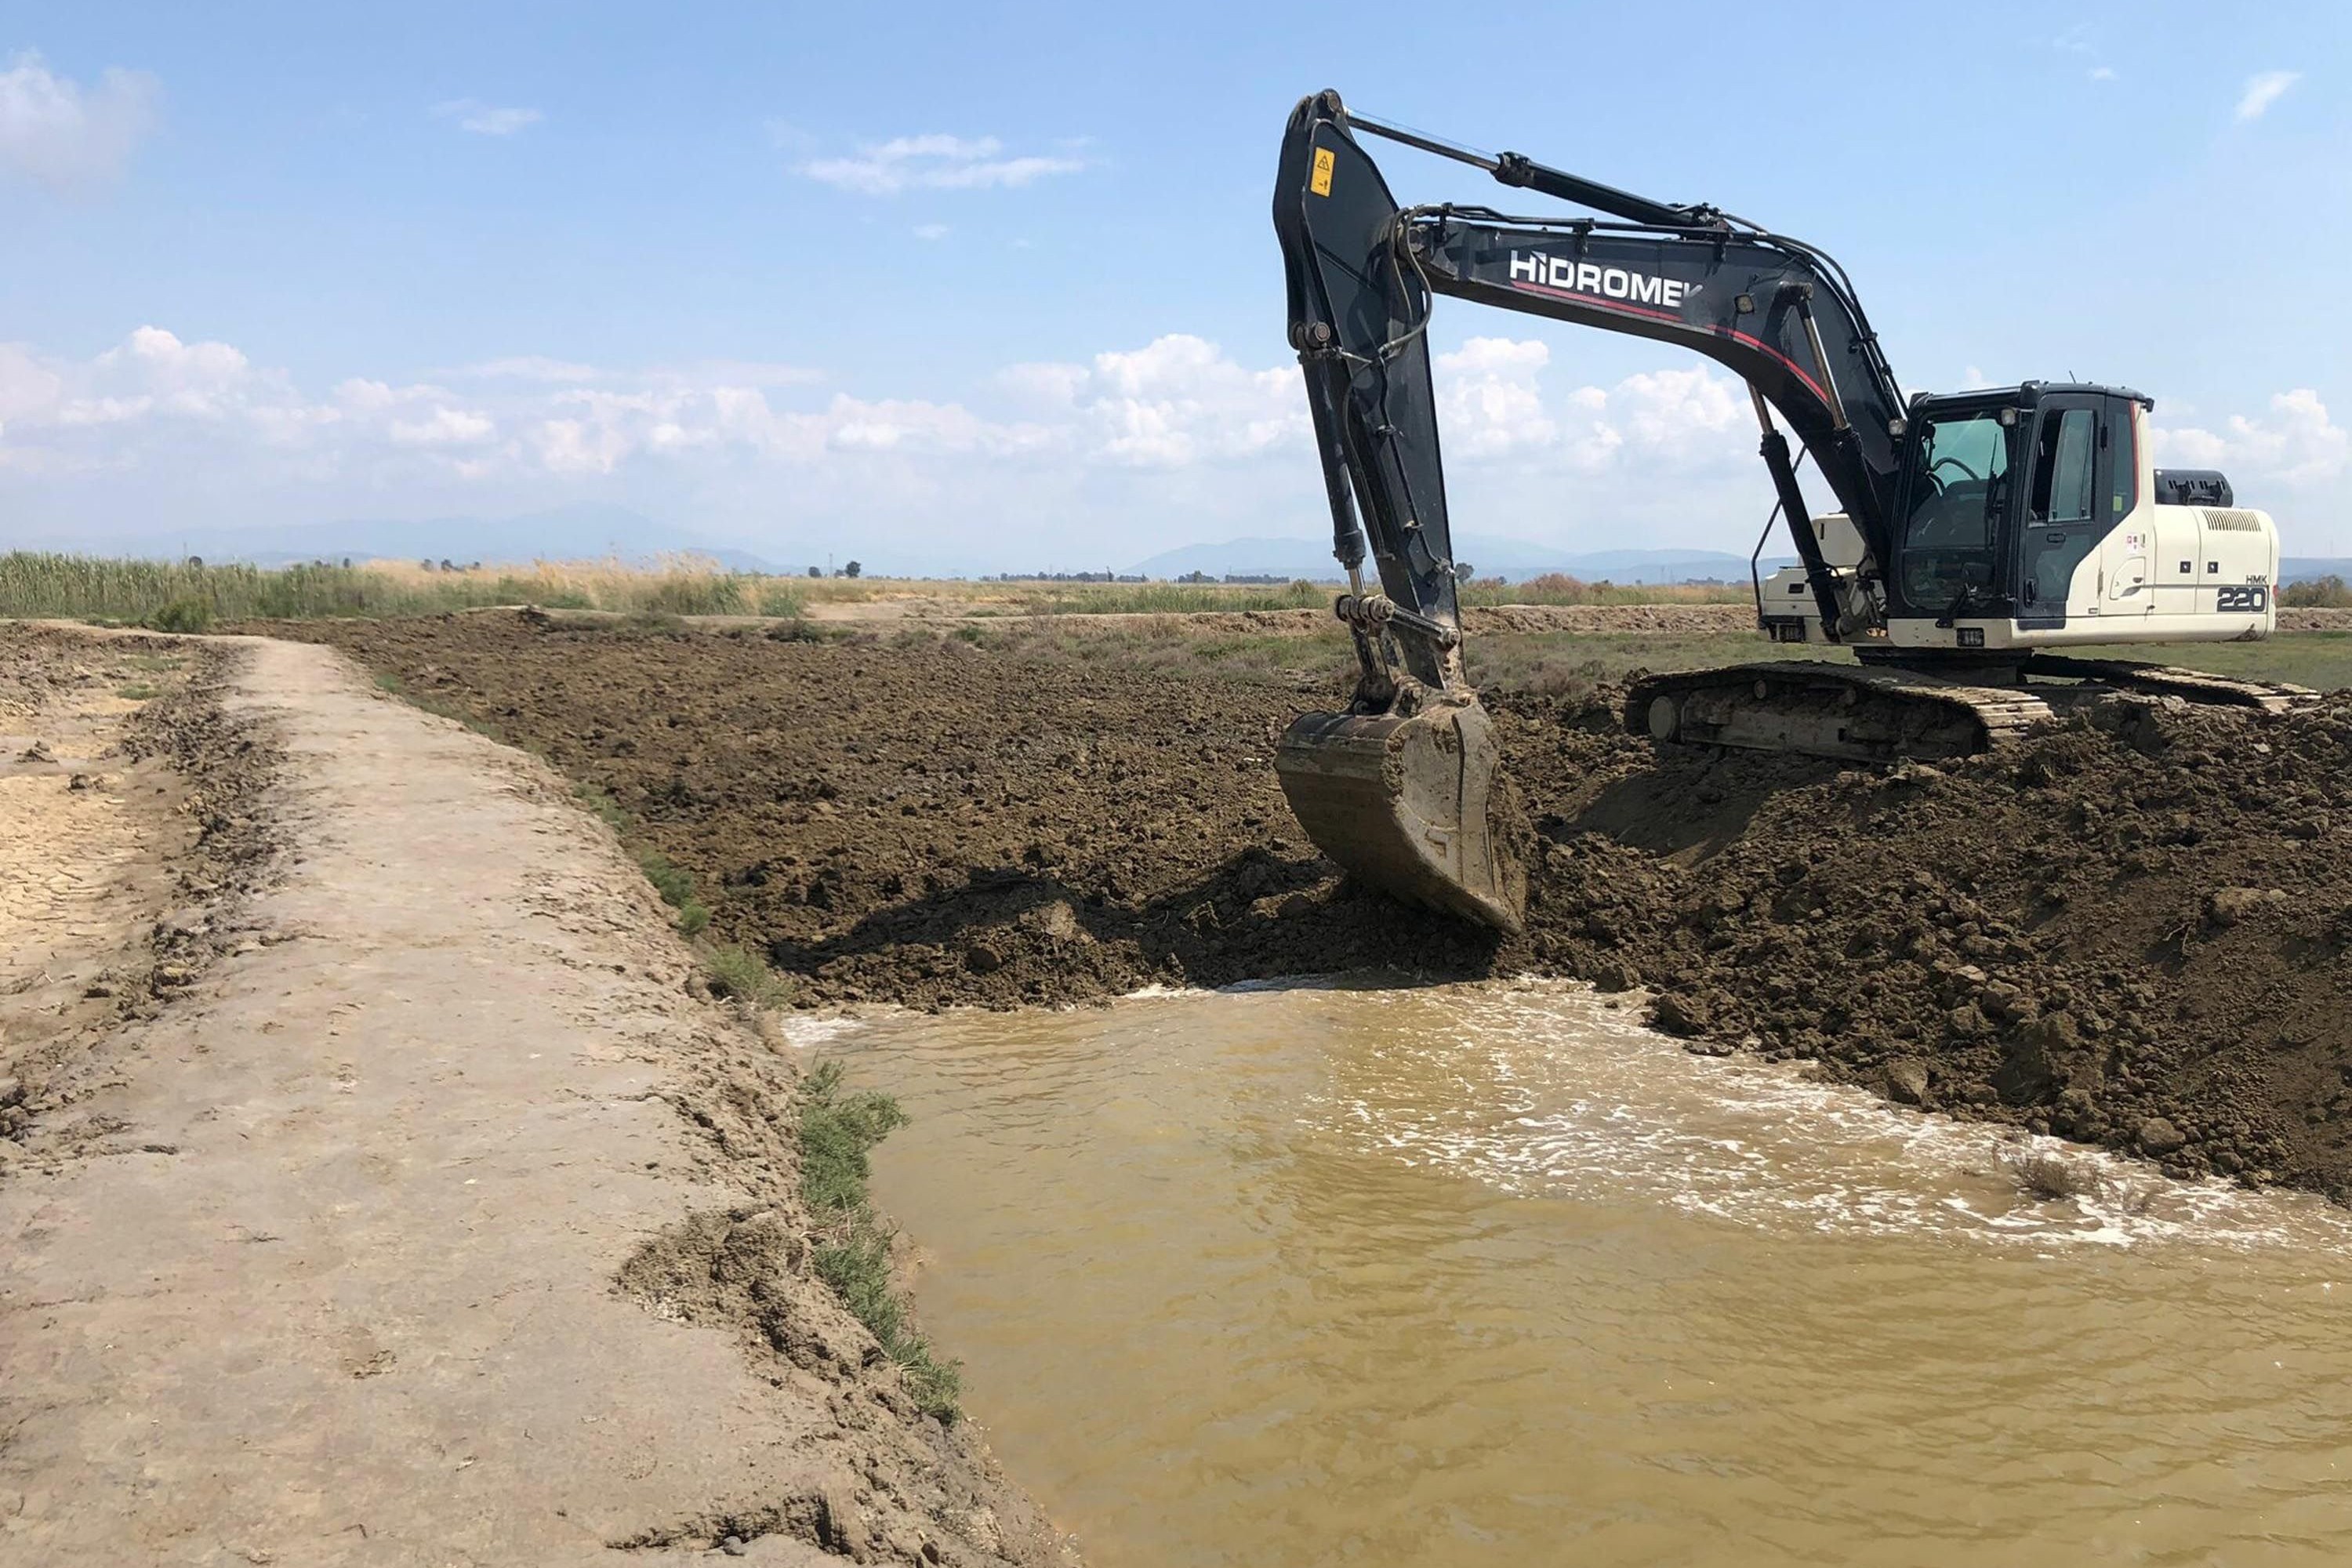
(2098, 400, 2154, 620)
(2016, 394, 2105, 624)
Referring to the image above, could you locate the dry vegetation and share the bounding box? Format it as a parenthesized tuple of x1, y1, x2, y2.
(1, 551, 1754, 630)
(0, 553, 809, 626)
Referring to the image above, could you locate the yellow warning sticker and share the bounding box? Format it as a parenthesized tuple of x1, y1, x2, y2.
(1310, 147, 1335, 197)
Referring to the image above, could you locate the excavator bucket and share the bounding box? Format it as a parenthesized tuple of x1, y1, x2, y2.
(1274, 698, 1527, 933)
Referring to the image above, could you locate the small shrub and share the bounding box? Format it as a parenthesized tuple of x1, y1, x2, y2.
(618, 610, 691, 637)
(144, 599, 213, 633)
(2012, 1150, 2092, 1201)
(116, 682, 158, 701)
(706, 942, 792, 1009)
(764, 616, 831, 644)
(2284, 575, 2352, 609)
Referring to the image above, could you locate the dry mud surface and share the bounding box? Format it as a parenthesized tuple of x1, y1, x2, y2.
(0, 627, 1069, 1567)
(276, 611, 2352, 1203)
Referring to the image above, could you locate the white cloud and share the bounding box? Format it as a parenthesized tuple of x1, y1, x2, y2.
(432, 100, 543, 136)
(2154, 390, 2347, 486)
(2089, 66, 2117, 82)
(912, 223, 949, 241)
(390, 407, 496, 446)
(0, 343, 64, 423)
(8, 321, 2346, 567)
(1062, 335, 1301, 466)
(466, 355, 598, 383)
(2236, 71, 2299, 121)
(797, 133, 1084, 196)
(535, 418, 631, 474)
(1436, 337, 1555, 455)
(0, 50, 158, 192)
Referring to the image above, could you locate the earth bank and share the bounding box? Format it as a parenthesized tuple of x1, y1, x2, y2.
(0, 626, 1072, 1566)
(278, 611, 2352, 1201)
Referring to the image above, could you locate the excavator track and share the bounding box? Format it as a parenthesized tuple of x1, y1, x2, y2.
(1628, 661, 2053, 764)
(2011, 655, 2320, 714)
(1625, 655, 2320, 766)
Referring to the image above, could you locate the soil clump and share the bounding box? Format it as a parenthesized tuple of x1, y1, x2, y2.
(279, 611, 2352, 1199)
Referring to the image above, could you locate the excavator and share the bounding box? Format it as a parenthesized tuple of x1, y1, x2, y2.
(1271, 89, 2301, 935)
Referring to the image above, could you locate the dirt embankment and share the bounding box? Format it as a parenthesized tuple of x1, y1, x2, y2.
(2, 628, 1073, 1567)
(283, 612, 2352, 1200)
(0, 627, 276, 1156)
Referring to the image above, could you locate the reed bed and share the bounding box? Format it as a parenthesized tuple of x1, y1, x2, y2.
(0, 554, 805, 627)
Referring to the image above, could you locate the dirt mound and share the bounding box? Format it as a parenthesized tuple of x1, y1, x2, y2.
(1518, 695, 2352, 1195)
(278, 612, 2352, 1198)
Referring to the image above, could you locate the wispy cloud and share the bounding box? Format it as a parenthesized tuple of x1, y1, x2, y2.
(432, 99, 543, 136)
(2236, 71, 2300, 121)
(912, 223, 949, 241)
(465, 356, 599, 383)
(0, 49, 159, 192)
(794, 133, 1083, 196)
(2089, 66, 2117, 82)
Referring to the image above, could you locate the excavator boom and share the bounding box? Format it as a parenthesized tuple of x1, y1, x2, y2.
(1271, 89, 1904, 932)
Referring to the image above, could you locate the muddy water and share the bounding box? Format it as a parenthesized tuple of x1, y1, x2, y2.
(835, 981, 2352, 1567)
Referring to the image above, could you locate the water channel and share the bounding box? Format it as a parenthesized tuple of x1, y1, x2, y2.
(825, 979, 2352, 1566)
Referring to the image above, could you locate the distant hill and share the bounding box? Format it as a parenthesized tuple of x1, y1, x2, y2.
(1127, 535, 1775, 584)
(2281, 558, 2352, 585)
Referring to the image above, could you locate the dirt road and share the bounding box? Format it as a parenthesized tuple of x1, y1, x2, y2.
(0, 634, 1065, 1567)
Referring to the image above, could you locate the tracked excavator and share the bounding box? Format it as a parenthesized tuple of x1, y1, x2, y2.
(1271, 89, 2305, 934)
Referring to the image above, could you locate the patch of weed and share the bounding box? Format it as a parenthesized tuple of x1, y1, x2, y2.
(573, 780, 632, 833)
(705, 942, 793, 1009)
(143, 599, 213, 633)
(798, 1061, 961, 1421)
(116, 682, 159, 701)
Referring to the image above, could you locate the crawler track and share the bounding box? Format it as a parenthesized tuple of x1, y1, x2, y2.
(1627, 656, 2321, 764)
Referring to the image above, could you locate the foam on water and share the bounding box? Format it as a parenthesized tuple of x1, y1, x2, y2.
(1302, 978, 2352, 1254)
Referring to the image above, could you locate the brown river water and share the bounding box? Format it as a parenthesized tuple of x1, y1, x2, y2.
(814, 980, 2352, 1567)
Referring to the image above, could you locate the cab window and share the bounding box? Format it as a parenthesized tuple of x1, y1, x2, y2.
(2107, 408, 2139, 518)
(2028, 407, 2095, 524)
(1900, 411, 2011, 608)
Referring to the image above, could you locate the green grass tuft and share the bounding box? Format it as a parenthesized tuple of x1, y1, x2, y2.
(797, 1062, 960, 1420)
(706, 942, 793, 1009)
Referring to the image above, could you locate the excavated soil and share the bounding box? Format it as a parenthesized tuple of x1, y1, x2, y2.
(279, 612, 2352, 1200)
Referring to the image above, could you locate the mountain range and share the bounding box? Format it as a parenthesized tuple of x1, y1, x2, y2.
(1127, 535, 1774, 584)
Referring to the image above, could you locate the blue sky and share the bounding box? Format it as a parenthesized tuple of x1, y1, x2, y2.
(2, 1, 2346, 570)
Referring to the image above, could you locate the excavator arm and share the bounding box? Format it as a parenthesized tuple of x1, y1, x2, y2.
(1270, 89, 1911, 931)
(1277, 89, 1910, 648)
